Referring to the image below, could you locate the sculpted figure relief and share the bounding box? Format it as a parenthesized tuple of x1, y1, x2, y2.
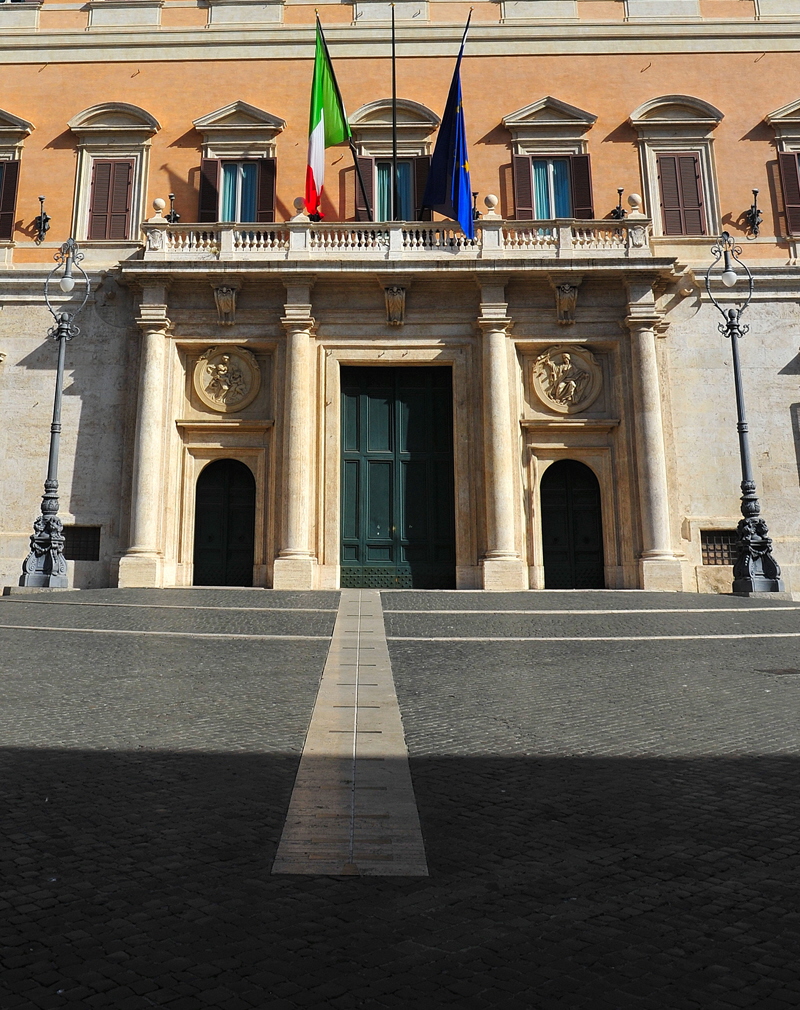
(193, 346, 261, 413)
(532, 345, 602, 415)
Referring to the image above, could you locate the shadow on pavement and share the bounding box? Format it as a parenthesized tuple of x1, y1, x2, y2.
(2, 748, 799, 1010)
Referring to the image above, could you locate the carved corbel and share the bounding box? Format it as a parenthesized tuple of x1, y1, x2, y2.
(212, 282, 241, 326)
(384, 285, 405, 326)
(548, 274, 583, 326)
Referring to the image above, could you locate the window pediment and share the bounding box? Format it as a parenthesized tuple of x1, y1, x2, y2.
(0, 108, 34, 158)
(766, 99, 800, 144)
(502, 97, 596, 155)
(350, 99, 439, 157)
(68, 103, 160, 146)
(629, 95, 723, 139)
(193, 101, 286, 159)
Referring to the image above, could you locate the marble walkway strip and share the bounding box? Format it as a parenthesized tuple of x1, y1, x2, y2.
(0, 625, 328, 641)
(272, 589, 428, 877)
(389, 633, 800, 642)
(387, 607, 800, 615)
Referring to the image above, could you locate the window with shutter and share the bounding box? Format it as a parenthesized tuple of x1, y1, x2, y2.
(778, 151, 800, 236)
(513, 154, 594, 220)
(201, 159, 276, 223)
(88, 159, 134, 241)
(656, 152, 706, 236)
(0, 160, 20, 241)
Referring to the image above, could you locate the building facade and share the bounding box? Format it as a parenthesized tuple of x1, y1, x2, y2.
(1, 0, 800, 592)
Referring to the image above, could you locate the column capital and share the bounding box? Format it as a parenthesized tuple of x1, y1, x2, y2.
(624, 311, 661, 332)
(281, 313, 316, 335)
(135, 304, 171, 332)
(477, 316, 513, 335)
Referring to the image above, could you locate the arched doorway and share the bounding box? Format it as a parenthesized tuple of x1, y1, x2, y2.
(540, 459, 604, 589)
(193, 459, 256, 587)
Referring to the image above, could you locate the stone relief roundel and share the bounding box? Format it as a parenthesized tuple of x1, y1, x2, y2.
(532, 345, 602, 415)
(193, 345, 261, 413)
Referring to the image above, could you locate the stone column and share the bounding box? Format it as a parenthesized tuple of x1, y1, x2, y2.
(478, 278, 527, 591)
(626, 280, 683, 590)
(273, 279, 318, 589)
(117, 297, 170, 588)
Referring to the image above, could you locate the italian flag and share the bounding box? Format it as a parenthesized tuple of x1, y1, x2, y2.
(305, 20, 351, 217)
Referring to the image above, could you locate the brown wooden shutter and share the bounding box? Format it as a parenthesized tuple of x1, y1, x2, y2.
(199, 159, 220, 222)
(778, 151, 800, 236)
(108, 160, 133, 240)
(256, 158, 276, 223)
(88, 160, 112, 239)
(657, 152, 706, 236)
(355, 156, 374, 222)
(569, 154, 594, 219)
(414, 156, 432, 221)
(657, 155, 683, 235)
(512, 155, 534, 220)
(0, 160, 20, 241)
(678, 154, 705, 235)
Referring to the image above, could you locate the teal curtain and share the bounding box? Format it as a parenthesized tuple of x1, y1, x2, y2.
(532, 159, 550, 220)
(396, 162, 412, 220)
(553, 159, 571, 218)
(377, 163, 392, 222)
(221, 163, 237, 223)
(240, 162, 258, 223)
(377, 161, 413, 221)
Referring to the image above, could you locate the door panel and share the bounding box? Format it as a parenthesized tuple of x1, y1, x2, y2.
(540, 459, 604, 589)
(193, 459, 256, 587)
(341, 366, 456, 588)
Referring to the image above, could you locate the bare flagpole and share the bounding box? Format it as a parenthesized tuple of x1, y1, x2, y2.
(391, 3, 399, 220)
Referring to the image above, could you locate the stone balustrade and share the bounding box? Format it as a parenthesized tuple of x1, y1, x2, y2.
(140, 217, 653, 262)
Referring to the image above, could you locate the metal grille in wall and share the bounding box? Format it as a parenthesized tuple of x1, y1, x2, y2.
(701, 530, 738, 565)
(62, 526, 101, 561)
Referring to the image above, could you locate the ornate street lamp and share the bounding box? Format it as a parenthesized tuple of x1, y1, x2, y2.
(704, 232, 784, 594)
(20, 238, 90, 588)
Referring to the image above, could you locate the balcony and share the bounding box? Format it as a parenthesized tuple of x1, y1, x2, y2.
(140, 217, 654, 263)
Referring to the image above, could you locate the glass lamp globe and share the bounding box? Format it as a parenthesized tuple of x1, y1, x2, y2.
(721, 267, 738, 288)
(59, 274, 75, 293)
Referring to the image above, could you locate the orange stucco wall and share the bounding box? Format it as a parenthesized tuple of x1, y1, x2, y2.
(0, 50, 794, 258)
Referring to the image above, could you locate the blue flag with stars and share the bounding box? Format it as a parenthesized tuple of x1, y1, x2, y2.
(421, 24, 474, 240)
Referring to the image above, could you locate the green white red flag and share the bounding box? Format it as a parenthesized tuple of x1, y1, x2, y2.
(305, 20, 351, 217)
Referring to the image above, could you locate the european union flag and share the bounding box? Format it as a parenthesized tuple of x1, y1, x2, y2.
(421, 30, 474, 240)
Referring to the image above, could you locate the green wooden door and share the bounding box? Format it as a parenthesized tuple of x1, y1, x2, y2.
(341, 366, 456, 588)
(193, 459, 256, 587)
(540, 459, 604, 589)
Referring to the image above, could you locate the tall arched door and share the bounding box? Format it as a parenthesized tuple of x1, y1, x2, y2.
(540, 459, 604, 589)
(193, 459, 256, 587)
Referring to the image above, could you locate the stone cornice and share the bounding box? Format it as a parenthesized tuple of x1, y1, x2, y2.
(4, 20, 800, 63)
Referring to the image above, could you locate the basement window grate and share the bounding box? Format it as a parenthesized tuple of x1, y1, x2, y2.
(700, 530, 738, 566)
(63, 526, 101, 562)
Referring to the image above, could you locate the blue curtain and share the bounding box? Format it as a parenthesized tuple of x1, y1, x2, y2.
(377, 163, 392, 222)
(553, 159, 572, 218)
(221, 163, 237, 223)
(532, 159, 550, 220)
(377, 161, 413, 221)
(240, 162, 258, 223)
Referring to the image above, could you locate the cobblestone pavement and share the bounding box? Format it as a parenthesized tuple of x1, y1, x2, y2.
(2, 588, 800, 1010)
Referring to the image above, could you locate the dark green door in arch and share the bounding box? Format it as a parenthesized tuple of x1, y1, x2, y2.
(540, 459, 605, 589)
(341, 366, 456, 589)
(193, 459, 256, 587)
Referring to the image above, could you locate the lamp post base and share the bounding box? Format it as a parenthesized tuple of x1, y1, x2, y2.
(732, 512, 784, 594)
(20, 513, 69, 589)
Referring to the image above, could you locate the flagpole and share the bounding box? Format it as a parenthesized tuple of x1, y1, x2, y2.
(391, 3, 399, 221)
